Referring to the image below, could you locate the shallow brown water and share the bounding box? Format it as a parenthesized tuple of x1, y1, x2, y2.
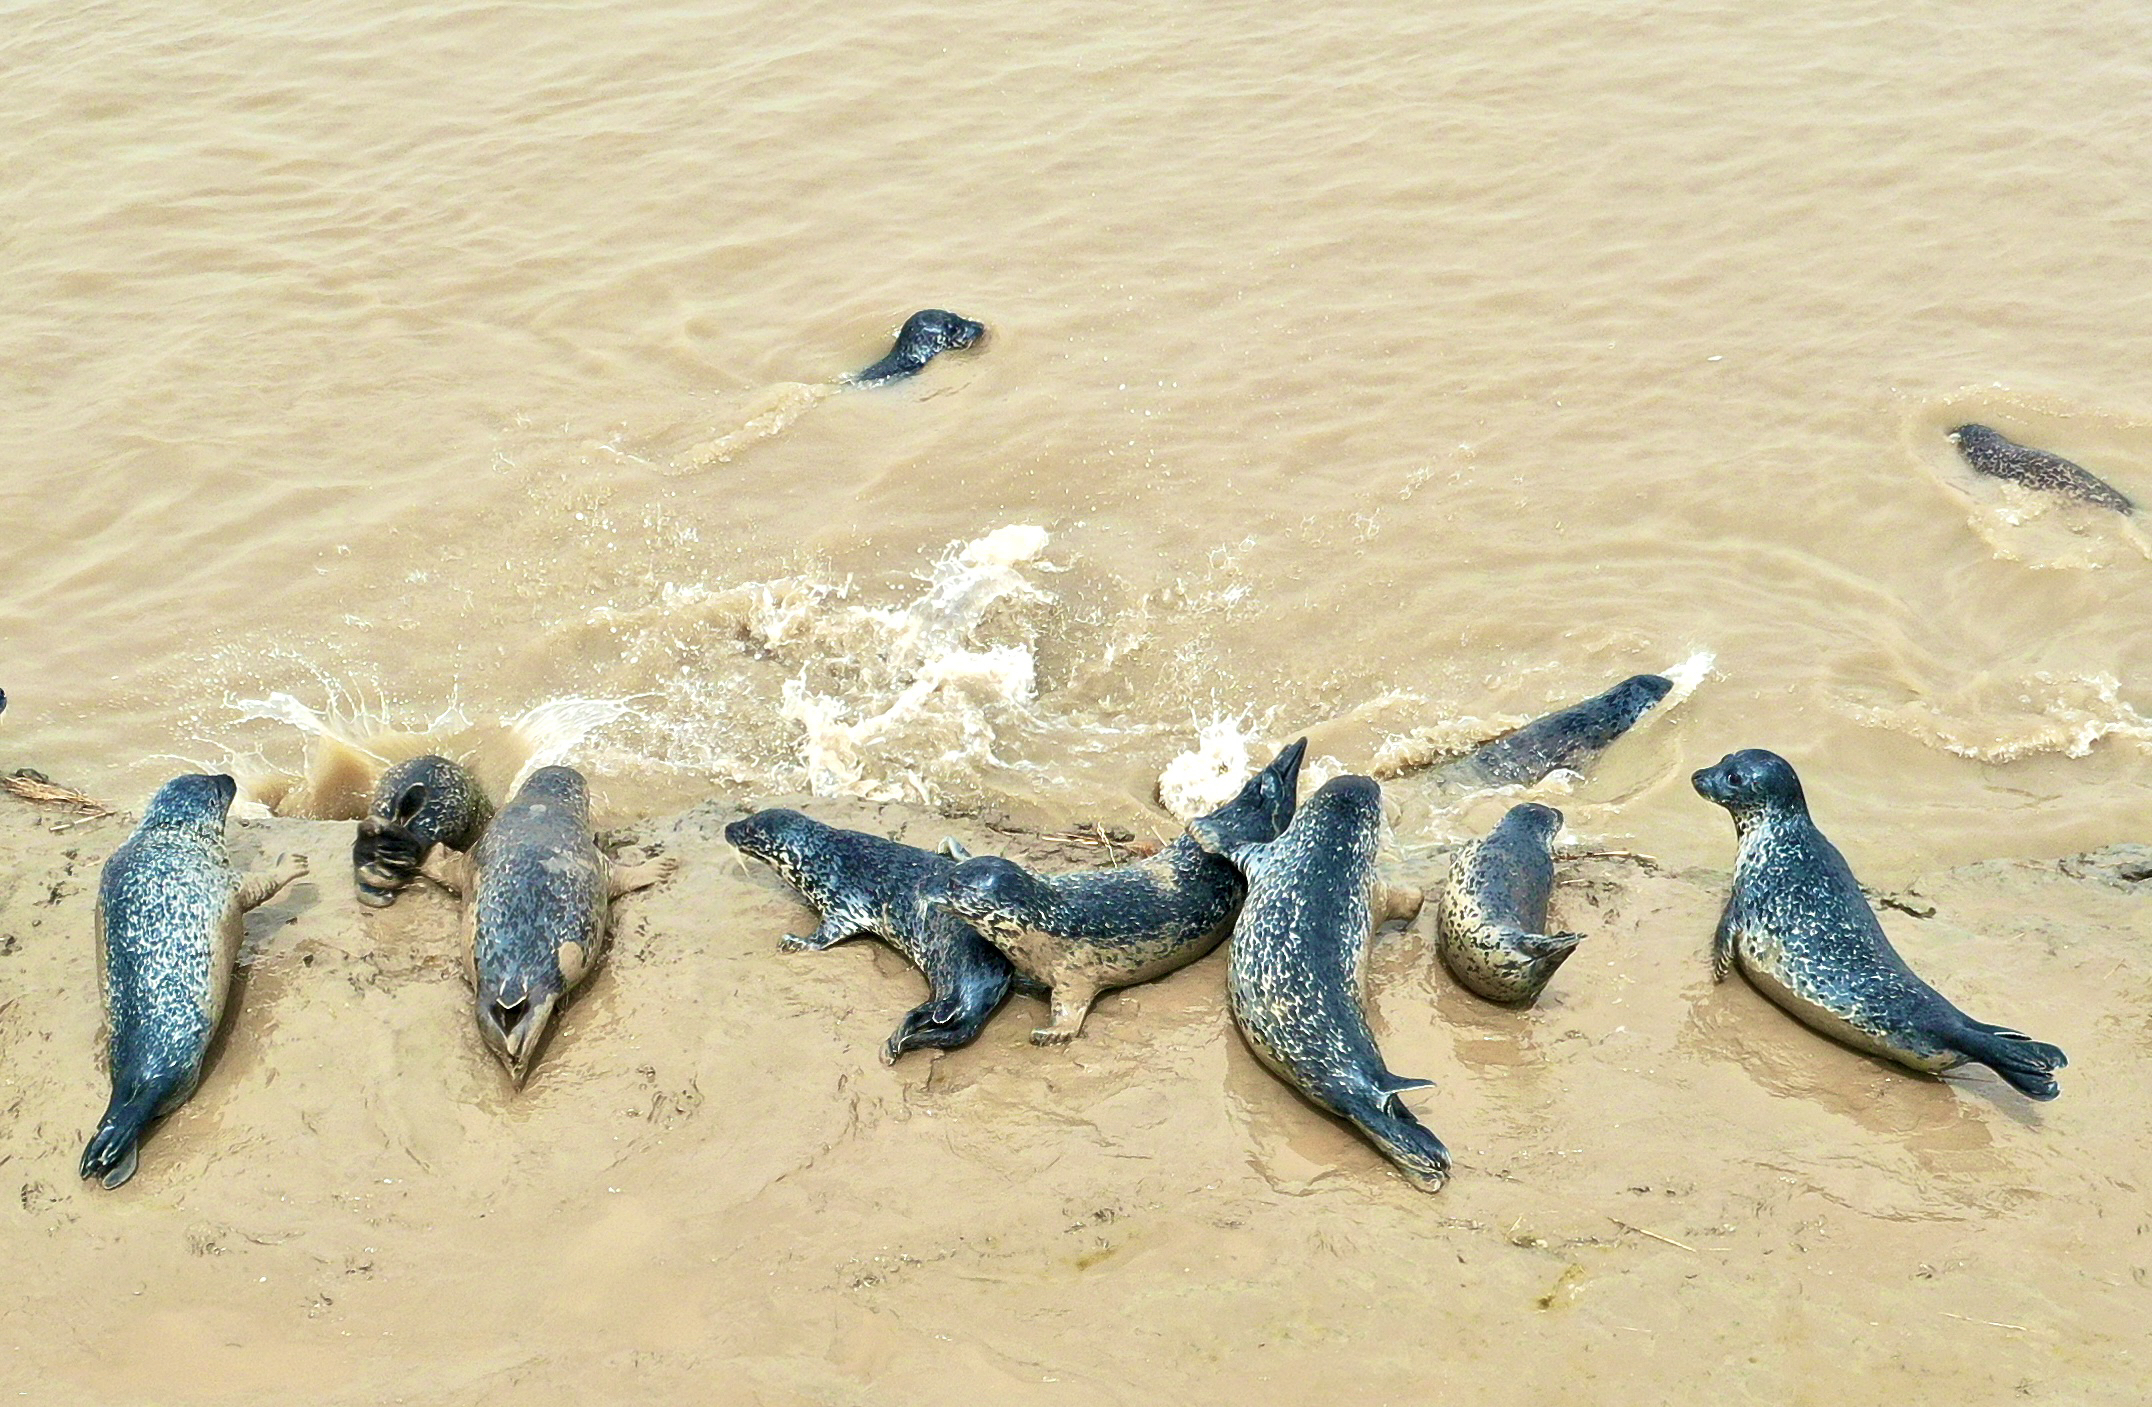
(2, 0, 2149, 1399)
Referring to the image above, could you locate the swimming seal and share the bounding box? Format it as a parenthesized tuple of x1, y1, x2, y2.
(351, 754, 491, 908)
(1693, 749, 2067, 1100)
(1949, 424, 2133, 514)
(847, 309, 986, 385)
(1195, 774, 1449, 1191)
(725, 808, 1016, 1063)
(80, 774, 307, 1188)
(1436, 802, 1584, 1005)
(924, 739, 1307, 1046)
(1436, 673, 1674, 790)
(426, 766, 673, 1085)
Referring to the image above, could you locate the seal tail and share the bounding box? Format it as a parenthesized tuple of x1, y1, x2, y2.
(882, 974, 1013, 1065)
(80, 1077, 182, 1189)
(1342, 1076, 1451, 1192)
(1946, 1019, 2068, 1101)
(1502, 927, 1586, 963)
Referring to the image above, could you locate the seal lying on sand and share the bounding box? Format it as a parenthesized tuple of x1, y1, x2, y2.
(1196, 774, 1450, 1191)
(426, 766, 673, 1085)
(1693, 749, 2067, 1100)
(846, 309, 987, 385)
(351, 754, 491, 908)
(726, 808, 1017, 1063)
(81, 774, 307, 1188)
(1434, 673, 1674, 790)
(1436, 803, 1584, 1005)
(1949, 424, 2133, 514)
(925, 740, 1307, 1046)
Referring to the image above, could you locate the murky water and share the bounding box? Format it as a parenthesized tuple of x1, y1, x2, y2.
(3, 1, 2148, 1398)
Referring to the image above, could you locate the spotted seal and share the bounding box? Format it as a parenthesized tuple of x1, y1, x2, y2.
(1436, 802, 1584, 1005)
(1195, 774, 1449, 1191)
(80, 774, 308, 1188)
(846, 309, 987, 386)
(1949, 424, 2132, 514)
(1693, 749, 2067, 1100)
(351, 754, 491, 908)
(425, 766, 673, 1085)
(922, 740, 1307, 1046)
(1437, 673, 1674, 790)
(725, 808, 1017, 1063)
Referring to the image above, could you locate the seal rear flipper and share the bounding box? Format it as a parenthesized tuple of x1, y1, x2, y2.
(882, 976, 1010, 1064)
(1513, 928, 1586, 962)
(80, 1076, 184, 1188)
(1946, 1019, 2068, 1101)
(1342, 1088, 1451, 1192)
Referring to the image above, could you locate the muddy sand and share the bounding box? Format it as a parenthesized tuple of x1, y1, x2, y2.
(1, 793, 2144, 1403)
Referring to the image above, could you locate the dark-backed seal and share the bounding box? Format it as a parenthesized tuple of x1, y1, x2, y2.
(1438, 673, 1673, 789)
(1436, 802, 1584, 1005)
(1693, 749, 2067, 1100)
(1949, 424, 2133, 514)
(1195, 774, 1449, 1191)
(80, 774, 307, 1188)
(425, 766, 673, 1085)
(923, 740, 1307, 1046)
(351, 754, 491, 908)
(847, 309, 986, 385)
(725, 808, 1016, 1063)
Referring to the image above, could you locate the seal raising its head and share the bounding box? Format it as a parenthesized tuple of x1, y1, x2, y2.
(925, 739, 1307, 1046)
(1436, 802, 1584, 1005)
(351, 754, 491, 908)
(847, 309, 987, 386)
(1949, 424, 2132, 514)
(428, 766, 673, 1085)
(725, 808, 1016, 1063)
(82, 774, 308, 1187)
(1693, 749, 2066, 1100)
(1197, 775, 1449, 1191)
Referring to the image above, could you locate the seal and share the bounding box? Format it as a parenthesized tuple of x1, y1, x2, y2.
(1436, 802, 1584, 1005)
(725, 807, 1017, 1063)
(1438, 673, 1673, 789)
(1949, 424, 2133, 514)
(80, 773, 308, 1188)
(425, 766, 673, 1085)
(847, 309, 986, 385)
(351, 754, 491, 908)
(1194, 774, 1450, 1191)
(923, 739, 1307, 1046)
(1693, 748, 2067, 1099)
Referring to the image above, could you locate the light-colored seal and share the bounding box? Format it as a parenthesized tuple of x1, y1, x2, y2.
(1439, 673, 1673, 789)
(1436, 802, 1584, 1005)
(351, 754, 491, 908)
(924, 739, 1307, 1046)
(847, 309, 987, 386)
(1949, 424, 2132, 514)
(725, 808, 1017, 1063)
(80, 773, 307, 1188)
(1694, 749, 2067, 1099)
(1195, 774, 1449, 1191)
(425, 766, 673, 1085)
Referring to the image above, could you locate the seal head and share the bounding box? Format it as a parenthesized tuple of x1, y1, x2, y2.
(848, 309, 987, 385)
(1693, 749, 2067, 1100)
(1948, 424, 2133, 514)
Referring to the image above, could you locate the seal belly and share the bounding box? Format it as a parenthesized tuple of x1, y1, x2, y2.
(1733, 930, 1957, 1072)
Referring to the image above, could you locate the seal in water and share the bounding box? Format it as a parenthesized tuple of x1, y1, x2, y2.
(81, 774, 308, 1188)
(425, 766, 673, 1085)
(1949, 424, 2133, 514)
(725, 808, 1017, 1063)
(1436, 802, 1584, 1005)
(923, 739, 1307, 1046)
(351, 754, 491, 908)
(1435, 673, 1673, 790)
(1195, 774, 1450, 1191)
(1693, 749, 2067, 1100)
(847, 309, 986, 385)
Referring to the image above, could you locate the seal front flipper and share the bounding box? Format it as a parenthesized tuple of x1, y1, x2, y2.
(1941, 1018, 2068, 1101)
(780, 913, 869, 953)
(235, 853, 308, 911)
(937, 837, 974, 862)
(608, 854, 677, 899)
(1030, 977, 1104, 1047)
(420, 848, 470, 898)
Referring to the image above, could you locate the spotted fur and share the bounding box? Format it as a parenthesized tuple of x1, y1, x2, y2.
(1439, 673, 1672, 790)
(82, 774, 307, 1188)
(1437, 803, 1584, 1005)
(1950, 424, 2132, 514)
(351, 754, 491, 908)
(725, 808, 1015, 1063)
(1694, 749, 2067, 1100)
(1196, 774, 1449, 1191)
(847, 309, 986, 386)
